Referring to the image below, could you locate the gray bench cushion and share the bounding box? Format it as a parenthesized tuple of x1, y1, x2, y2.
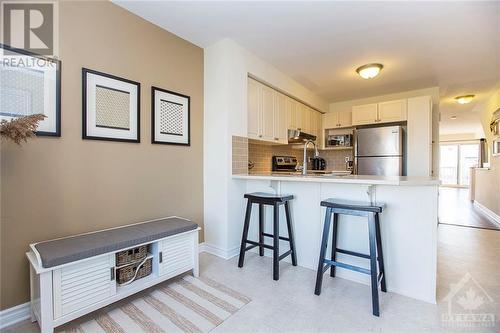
(34, 217, 198, 268)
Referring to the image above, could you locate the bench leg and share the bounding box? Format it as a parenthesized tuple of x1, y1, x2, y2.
(238, 200, 252, 268)
(273, 203, 280, 281)
(284, 201, 297, 266)
(368, 212, 380, 316)
(330, 213, 338, 277)
(315, 207, 332, 295)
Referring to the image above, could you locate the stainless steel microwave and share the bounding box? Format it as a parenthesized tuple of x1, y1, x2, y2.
(326, 133, 353, 147)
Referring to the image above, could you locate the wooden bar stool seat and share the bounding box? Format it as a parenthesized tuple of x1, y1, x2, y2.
(238, 192, 297, 280)
(314, 198, 387, 316)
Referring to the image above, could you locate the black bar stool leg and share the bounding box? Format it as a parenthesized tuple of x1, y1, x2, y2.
(238, 200, 253, 268)
(273, 203, 280, 281)
(375, 213, 387, 292)
(259, 204, 265, 256)
(368, 212, 380, 317)
(330, 213, 339, 277)
(315, 207, 332, 295)
(284, 201, 297, 266)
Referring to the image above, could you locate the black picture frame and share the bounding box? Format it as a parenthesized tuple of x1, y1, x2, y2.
(0, 43, 61, 137)
(82, 68, 140, 143)
(151, 86, 190, 146)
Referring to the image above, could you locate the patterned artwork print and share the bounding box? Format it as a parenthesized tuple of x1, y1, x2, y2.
(95, 85, 131, 130)
(160, 99, 183, 136)
(0, 68, 44, 118)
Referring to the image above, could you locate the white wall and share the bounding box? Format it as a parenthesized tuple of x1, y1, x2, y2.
(204, 39, 328, 254)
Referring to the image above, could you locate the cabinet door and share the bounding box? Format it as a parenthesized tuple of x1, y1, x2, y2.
(378, 99, 407, 123)
(338, 110, 352, 127)
(323, 112, 339, 129)
(299, 104, 310, 132)
(53, 255, 115, 318)
(407, 96, 432, 176)
(158, 232, 194, 278)
(309, 109, 318, 137)
(261, 85, 275, 141)
(352, 103, 378, 125)
(274, 93, 288, 143)
(247, 78, 261, 139)
(286, 98, 298, 130)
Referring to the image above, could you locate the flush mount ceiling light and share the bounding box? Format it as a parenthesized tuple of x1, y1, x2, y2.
(356, 63, 384, 79)
(450, 115, 457, 120)
(454, 94, 475, 105)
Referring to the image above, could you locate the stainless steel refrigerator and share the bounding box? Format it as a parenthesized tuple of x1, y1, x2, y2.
(355, 125, 405, 176)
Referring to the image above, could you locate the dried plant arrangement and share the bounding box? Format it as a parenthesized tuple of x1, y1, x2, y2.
(0, 114, 46, 145)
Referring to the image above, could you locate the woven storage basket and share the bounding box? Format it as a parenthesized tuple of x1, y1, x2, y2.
(116, 245, 148, 266)
(116, 258, 152, 285)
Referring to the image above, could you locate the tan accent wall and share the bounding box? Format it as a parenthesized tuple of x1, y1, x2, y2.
(0, 1, 204, 310)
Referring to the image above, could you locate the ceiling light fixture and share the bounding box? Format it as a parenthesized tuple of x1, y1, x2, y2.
(356, 63, 384, 79)
(450, 115, 457, 120)
(454, 95, 475, 105)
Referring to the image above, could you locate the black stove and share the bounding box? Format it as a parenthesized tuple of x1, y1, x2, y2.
(272, 156, 298, 172)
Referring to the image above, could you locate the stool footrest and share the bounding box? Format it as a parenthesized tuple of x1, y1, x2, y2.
(262, 232, 290, 241)
(336, 248, 371, 260)
(323, 259, 371, 275)
(244, 244, 258, 252)
(245, 240, 274, 250)
(278, 250, 292, 261)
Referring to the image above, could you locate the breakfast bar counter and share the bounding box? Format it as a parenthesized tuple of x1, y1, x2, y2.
(232, 173, 439, 304)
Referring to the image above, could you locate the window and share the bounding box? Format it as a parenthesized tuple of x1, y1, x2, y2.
(439, 143, 479, 187)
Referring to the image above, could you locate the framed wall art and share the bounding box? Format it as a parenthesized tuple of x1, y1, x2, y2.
(0, 43, 61, 136)
(82, 68, 140, 142)
(151, 87, 190, 146)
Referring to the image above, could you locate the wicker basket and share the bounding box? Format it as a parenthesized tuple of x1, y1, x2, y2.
(116, 245, 148, 266)
(116, 258, 152, 285)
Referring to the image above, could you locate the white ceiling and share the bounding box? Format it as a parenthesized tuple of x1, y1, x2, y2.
(115, 1, 500, 136)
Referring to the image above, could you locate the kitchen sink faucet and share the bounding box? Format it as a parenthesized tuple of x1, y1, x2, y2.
(302, 139, 319, 176)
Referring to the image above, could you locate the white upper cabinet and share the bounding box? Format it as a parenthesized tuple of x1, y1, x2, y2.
(260, 85, 275, 141)
(247, 77, 322, 144)
(274, 92, 288, 143)
(352, 103, 378, 125)
(407, 96, 432, 176)
(378, 99, 407, 123)
(247, 78, 261, 139)
(323, 111, 352, 129)
(352, 99, 407, 126)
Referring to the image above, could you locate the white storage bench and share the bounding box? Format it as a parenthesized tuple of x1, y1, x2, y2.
(26, 217, 200, 333)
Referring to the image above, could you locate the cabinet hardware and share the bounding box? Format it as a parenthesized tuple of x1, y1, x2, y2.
(297, 128, 301, 131)
(159, 252, 163, 263)
(274, 137, 279, 141)
(110, 268, 115, 281)
(258, 134, 263, 138)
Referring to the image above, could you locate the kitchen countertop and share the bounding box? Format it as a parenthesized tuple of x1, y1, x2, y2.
(233, 172, 440, 186)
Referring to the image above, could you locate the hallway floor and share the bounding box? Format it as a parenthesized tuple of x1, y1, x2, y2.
(439, 187, 500, 230)
(4, 223, 500, 332)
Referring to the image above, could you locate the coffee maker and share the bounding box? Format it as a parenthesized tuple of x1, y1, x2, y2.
(311, 156, 326, 170)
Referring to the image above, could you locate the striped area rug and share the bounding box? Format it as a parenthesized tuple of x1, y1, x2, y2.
(58, 275, 251, 333)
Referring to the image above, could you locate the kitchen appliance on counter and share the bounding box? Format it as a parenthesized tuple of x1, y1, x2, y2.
(354, 125, 405, 176)
(311, 156, 326, 170)
(325, 131, 353, 148)
(272, 155, 298, 172)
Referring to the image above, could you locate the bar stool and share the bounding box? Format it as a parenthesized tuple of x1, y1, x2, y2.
(238, 192, 297, 280)
(314, 199, 387, 316)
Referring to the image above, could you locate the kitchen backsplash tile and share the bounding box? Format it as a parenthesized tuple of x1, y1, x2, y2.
(232, 136, 249, 174)
(247, 140, 353, 173)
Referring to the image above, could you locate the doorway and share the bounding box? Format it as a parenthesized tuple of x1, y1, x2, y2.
(439, 142, 479, 187)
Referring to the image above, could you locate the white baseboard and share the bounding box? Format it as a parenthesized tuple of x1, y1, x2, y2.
(198, 242, 239, 260)
(0, 302, 30, 330)
(474, 201, 500, 225)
